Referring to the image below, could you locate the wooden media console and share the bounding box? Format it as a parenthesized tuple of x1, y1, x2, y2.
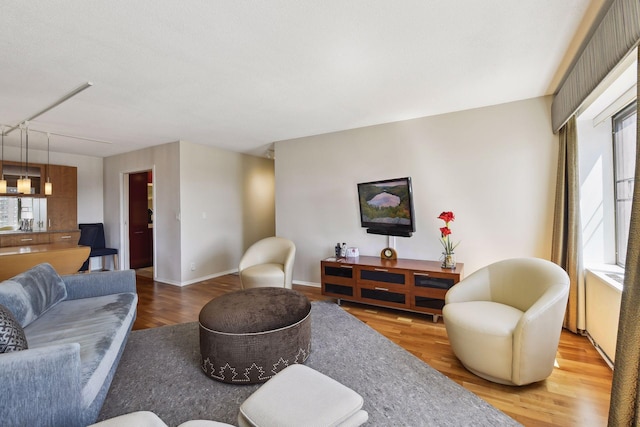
(321, 255, 463, 322)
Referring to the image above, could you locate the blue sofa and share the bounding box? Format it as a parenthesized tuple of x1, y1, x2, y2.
(0, 263, 138, 427)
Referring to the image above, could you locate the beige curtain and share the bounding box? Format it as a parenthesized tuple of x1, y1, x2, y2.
(608, 49, 640, 427)
(552, 0, 640, 132)
(551, 116, 583, 333)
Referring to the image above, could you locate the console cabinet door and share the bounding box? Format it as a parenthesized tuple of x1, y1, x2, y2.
(411, 271, 457, 314)
(357, 267, 408, 290)
(321, 262, 355, 298)
(356, 266, 410, 309)
(357, 284, 409, 309)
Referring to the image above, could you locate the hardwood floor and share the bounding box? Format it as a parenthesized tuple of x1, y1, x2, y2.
(133, 273, 612, 427)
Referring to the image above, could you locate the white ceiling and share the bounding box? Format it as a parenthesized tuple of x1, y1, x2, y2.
(0, 0, 601, 158)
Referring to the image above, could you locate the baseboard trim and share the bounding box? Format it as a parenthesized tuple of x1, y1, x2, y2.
(293, 280, 320, 288)
(586, 332, 614, 370)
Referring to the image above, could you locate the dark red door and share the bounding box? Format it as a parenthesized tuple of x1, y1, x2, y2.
(129, 171, 152, 269)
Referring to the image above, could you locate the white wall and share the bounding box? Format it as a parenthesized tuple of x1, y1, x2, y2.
(241, 155, 276, 252)
(103, 142, 182, 284)
(104, 140, 275, 286)
(180, 141, 235, 282)
(275, 96, 558, 284)
(179, 142, 275, 284)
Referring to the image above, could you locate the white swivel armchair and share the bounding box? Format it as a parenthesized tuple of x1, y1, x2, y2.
(239, 237, 296, 289)
(443, 258, 570, 386)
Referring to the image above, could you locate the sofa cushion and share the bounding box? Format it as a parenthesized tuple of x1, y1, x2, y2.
(25, 292, 137, 409)
(0, 263, 68, 327)
(0, 303, 28, 352)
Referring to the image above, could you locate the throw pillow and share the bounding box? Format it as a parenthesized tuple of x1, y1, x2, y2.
(0, 303, 28, 353)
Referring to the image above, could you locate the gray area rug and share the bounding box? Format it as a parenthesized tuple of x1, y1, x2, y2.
(99, 301, 520, 426)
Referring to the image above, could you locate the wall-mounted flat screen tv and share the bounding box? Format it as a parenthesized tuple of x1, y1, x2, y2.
(357, 177, 415, 237)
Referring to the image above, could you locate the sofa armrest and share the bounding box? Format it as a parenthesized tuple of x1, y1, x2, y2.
(0, 343, 84, 427)
(63, 270, 137, 300)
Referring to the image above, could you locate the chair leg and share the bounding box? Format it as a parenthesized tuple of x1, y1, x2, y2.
(100, 254, 118, 271)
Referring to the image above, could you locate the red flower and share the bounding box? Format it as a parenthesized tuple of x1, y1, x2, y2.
(438, 211, 455, 223)
(438, 211, 459, 256)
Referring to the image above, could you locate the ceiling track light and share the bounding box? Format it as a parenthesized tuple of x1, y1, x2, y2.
(33, 129, 113, 145)
(0, 123, 113, 145)
(3, 82, 93, 136)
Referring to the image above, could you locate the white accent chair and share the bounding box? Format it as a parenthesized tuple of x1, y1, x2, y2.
(239, 237, 296, 289)
(443, 258, 570, 386)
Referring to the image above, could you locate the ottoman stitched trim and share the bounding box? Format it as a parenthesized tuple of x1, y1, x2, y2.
(199, 311, 311, 336)
(201, 341, 312, 383)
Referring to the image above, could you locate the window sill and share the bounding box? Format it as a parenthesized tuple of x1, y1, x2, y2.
(585, 263, 624, 292)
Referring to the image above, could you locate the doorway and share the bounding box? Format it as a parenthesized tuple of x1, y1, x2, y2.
(128, 171, 153, 270)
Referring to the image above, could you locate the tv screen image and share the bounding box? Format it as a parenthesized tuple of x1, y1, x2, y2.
(357, 177, 415, 237)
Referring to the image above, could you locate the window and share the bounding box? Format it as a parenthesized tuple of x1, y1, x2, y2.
(613, 102, 637, 267)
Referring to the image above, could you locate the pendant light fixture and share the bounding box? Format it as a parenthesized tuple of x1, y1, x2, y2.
(17, 125, 26, 194)
(17, 122, 31, 194)
(24, 122, 31, 194)
(45, 133, 52, 195)
(0, 126, 6, 193)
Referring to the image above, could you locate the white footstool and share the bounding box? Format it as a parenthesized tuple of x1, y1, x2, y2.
(89, 411, 234, 427)
(238, 364, 368, 427)
(89, 411, 168, 427)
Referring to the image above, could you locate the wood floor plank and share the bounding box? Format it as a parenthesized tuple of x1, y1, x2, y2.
(133, 273, 612, 427)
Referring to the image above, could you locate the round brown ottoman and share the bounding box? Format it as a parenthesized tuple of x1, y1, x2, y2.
(199, 287, 311, 384)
